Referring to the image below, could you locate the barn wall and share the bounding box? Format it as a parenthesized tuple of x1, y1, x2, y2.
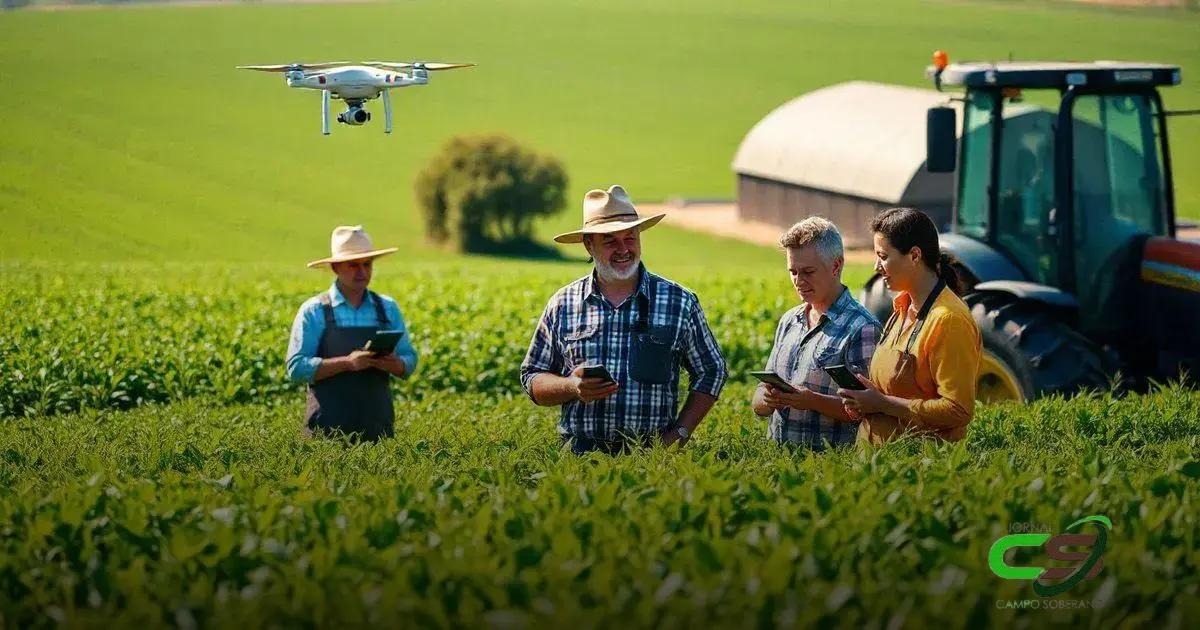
(738, 175, 955, 248)
(737, 175, 889, 248)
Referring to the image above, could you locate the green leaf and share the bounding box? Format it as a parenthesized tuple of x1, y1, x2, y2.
(815, 487, 833, 514)
(1180, 461, 1200, 479)
(693, 539, 723, 572)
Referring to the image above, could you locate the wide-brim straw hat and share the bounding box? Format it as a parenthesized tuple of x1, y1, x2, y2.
(306, 225, 399, 268)
(553, 185, 666, 244)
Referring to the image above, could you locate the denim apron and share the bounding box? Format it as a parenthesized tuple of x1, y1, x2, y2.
(304, 290, 394, 442)
(859, 279, 945, 445)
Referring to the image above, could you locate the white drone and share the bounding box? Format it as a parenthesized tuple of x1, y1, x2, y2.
(237, 61, 474, 135)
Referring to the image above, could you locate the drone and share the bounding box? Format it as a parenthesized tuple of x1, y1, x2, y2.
(237, 61, 474, 135)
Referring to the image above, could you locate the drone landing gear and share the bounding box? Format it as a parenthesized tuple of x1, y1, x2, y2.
(319, 95, 392, 135)
(321, 91, 331, 135)
(382, 90, 393, 134)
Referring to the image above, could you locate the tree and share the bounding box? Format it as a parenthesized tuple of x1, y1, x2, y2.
(415, 134, 567, 252)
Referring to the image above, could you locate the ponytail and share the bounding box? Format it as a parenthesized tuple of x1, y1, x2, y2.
(936, 251, 964, 295)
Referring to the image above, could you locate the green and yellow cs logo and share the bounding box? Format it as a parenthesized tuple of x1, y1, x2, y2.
(988, 515, 1112, 597)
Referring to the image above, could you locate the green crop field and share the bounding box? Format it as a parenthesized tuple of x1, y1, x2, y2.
(1, 377, 1198, 626)
(2, 0, 1200, 627)
(1, 260, 1198, 626)
(1, 0, 1198, 263)
(0, 261, 848, 418)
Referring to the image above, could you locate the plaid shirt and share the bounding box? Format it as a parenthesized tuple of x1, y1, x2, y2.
(764, 286, 880, 449)
(520, 265, 727, 439)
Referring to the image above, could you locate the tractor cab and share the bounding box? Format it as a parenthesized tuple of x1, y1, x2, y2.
(928, 61, 1180, 331)
(861, 56, 1199, 401)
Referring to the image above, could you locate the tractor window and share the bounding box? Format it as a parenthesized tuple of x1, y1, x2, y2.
(956, 91, 993, 240)
(1070, 93, 1168, 334)
(1071, 94, 1167, 237)
(996, 102, 1057, 284)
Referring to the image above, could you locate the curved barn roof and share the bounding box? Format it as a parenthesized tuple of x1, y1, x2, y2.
(732, 81, 964, 203)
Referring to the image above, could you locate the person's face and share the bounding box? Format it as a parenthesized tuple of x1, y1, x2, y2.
(586, 228, 641, 281)
(331, 258, 373, 292)
(872, 232, 920, 294)
(786, 245, 842, 308)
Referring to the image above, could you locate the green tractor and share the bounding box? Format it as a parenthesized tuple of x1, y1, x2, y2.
(861, 56, 1200, 402)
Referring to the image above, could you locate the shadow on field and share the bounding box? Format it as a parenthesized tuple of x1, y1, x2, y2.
(469, 237, 589, 263)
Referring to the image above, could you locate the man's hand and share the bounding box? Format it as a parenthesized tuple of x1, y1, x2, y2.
(660, 426, 687, 448)
(347, 350, 376, 372)
(569, 364, 619, 403)
(367, 353, 407, 377)
(762, 384, 815, 412)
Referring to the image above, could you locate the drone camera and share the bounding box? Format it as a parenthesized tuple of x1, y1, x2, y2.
(337, 107, 371, 126)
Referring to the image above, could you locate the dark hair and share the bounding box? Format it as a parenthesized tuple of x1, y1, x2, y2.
(869, 207, 963, 294)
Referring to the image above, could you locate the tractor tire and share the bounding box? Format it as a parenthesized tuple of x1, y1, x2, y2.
(966, 292, 1116, 400)
(977, 322, 1036, 402)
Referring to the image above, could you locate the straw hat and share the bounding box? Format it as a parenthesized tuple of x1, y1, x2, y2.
(306, 225, 398, 268)
(553, 185, 666, 244)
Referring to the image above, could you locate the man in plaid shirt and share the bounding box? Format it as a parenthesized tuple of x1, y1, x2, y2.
(752, 217, 880, 450)
(521, 185, 727, 455)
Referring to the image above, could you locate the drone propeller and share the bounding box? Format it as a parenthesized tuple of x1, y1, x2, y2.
(236, 61, 351, 73)
(363, 61, 476, 71)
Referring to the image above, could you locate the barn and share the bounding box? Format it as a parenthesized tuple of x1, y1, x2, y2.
(731, 81, 960, 248)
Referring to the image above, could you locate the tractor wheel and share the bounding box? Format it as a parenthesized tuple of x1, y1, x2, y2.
(977, 324, 1034, 402)
(967, 293, 1116, 401)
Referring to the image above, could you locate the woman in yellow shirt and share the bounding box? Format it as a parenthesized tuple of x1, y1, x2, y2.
(839, 207, 982, 444)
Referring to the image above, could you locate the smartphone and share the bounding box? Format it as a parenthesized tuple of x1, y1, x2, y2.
(581, 364, 616, 384)
(749, 370, 799, 394)
(362, 330, 405, 356)
(823, 364, 866, 390)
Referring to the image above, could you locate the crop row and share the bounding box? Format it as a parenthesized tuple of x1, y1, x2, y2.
(0, 263, 825, 418)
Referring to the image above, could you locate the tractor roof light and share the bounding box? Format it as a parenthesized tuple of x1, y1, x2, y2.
(933, 50, 949, 71)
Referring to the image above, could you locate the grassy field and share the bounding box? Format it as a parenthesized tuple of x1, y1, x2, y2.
(2, 260, 1198, 626)
(1, 385, 1197, 626)
(1, 259, 860, 418)
(3, 2, 1199, 626)
(1, 0, 1198, 264)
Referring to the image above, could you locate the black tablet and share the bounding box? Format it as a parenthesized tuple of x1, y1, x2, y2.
(363, 330, 404, 356)
(823, 364, 866, 390)
(749, 370, 799, 394)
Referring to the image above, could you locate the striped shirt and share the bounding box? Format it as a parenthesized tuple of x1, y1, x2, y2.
(764, 286, 880, 449)
(285, 282, 419, 383)
(520, 265, 727, 439)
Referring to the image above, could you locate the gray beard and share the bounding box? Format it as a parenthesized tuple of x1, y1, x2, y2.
(595, 255, 640, 282)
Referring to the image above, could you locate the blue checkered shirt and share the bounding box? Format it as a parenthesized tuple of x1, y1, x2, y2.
(520, 266, 727, 439)
(764, 286, 880, 449)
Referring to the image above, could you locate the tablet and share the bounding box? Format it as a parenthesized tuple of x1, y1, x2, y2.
(363, 330, 404, 356)
(749, 370, 799, 394)
(823, 364, 866, 390)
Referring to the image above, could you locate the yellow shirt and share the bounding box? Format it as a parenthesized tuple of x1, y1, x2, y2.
(867, 287, 981, 441)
